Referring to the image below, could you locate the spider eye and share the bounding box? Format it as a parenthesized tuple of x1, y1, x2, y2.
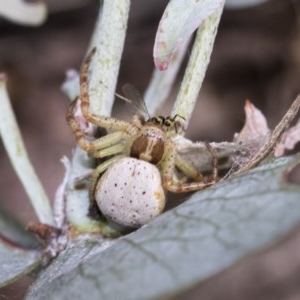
(158, 116, 165, 124)
(152, 117, 160, 124)
(151, 116, 165, 125)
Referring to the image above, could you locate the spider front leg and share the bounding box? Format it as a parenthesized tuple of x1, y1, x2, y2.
(67, 47, 140, 157)
(66, 99, 128, 156)
(204, 142, 218, 181)
(175, 154, 204, 182)
(79, 48, 139, 134)
(162, 141, 217, 193)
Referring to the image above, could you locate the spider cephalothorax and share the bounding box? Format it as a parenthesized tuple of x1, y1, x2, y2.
(129, 115, 184, 164)
(66, 48, 218, 227)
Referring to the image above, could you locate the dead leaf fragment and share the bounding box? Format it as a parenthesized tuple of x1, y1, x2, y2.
(274, 119, 300, 157)
(234, 100, 270, 143)
(232, 100, 270, 168)
(232, 94, 300, 176)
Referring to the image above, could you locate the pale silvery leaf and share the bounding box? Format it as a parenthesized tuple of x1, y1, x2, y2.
(0, 205, 39, 250)
(26, 156, 300, 300)
(0, 76, 54, 226)
(0, 241, 41, 288)
(154, 0, 225, 70)
(144, 37, 191, 116)
(0, 0, 47, 26)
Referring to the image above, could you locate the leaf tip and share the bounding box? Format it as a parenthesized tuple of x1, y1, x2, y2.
(154, 57, 170, 71)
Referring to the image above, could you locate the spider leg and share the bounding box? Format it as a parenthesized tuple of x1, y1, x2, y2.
(205, 142, 218, 181)
(162, 141, 216, 193)
(79, 48, 137, 132)
(66, 100, 127, 153)
(175, 154, 204, 181)
(93, 143, 126, 158)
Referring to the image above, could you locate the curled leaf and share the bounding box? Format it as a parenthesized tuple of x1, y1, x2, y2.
(154, 0, 225, 70)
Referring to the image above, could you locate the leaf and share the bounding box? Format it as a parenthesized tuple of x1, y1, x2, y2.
(234, 100, 270, 144)
(0, 240, 41, 288)
(0, 76, 55, 226)
(26, 156, 300, 300)
(0, 206, 41, 288)
(168, 4, 224, 125)
(232, 100, 271, 168)
(0, 0, 47, 26)
(154, 0, 225, 70)
(0, 204, 40, 249)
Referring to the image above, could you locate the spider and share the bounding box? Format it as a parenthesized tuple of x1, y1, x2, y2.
(66, 48, 218, 227)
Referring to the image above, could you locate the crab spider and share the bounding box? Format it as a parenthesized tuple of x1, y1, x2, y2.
(66, 48, 218, 227)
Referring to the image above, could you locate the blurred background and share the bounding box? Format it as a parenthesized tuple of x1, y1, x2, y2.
(1, 0, 300, 299)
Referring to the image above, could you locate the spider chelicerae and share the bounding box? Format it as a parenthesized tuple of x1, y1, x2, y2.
(66, 48, 218, 226)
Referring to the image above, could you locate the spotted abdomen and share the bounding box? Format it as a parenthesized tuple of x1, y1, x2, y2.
(95, 157, 165, 228)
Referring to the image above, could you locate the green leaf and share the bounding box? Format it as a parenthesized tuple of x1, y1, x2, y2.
(0, 240, 41, 288)
(26, 156, 300, 300)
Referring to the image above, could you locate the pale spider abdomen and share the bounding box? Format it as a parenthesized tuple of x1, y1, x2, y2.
(95, 157, 165, 228)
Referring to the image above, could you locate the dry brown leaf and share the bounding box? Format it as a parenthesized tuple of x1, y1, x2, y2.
(232, 100, 270, 168)
(234, 99, 270, 143)
(274, 119, 300, 157)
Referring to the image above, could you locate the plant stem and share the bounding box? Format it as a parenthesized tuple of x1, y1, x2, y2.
(171, 4, 224, 128)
